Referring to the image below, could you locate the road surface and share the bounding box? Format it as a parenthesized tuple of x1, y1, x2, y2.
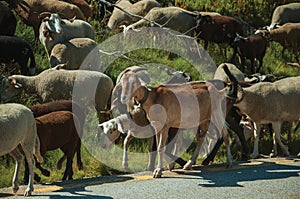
(1, 157, 300, 198)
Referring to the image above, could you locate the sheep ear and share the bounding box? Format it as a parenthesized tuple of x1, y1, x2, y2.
(61, 20, 66, 25)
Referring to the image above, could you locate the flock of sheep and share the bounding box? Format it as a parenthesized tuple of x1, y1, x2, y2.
(0, 0, 300, 196)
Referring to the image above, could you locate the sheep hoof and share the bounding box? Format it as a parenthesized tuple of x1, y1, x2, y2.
(153, 168, 163, 178)
(24, 189, 32, 197)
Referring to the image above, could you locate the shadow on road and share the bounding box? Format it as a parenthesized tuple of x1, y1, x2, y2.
(198, 162, 300, 187)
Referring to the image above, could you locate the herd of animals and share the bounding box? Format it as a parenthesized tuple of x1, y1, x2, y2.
(0, 0, 300, 196)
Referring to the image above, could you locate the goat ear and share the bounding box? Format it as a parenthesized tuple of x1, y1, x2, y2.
(61, 20, 66, 25)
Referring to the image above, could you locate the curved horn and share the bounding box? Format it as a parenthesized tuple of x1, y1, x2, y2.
(39, 12, 52, 21)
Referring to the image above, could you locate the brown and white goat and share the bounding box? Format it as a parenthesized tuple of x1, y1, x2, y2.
(119, 65, 238, 177)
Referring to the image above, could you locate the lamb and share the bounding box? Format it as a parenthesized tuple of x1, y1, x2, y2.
(1, 66, 114, 122)
(269, 3, 300, 30)
(0, 2, 17, 36)
(234, 76, 300, 157)
(0, 36, 36, 75)
(107, 0, 161, 30)
(0, 103, 43, 196)
(118, 65, 238, 177)
(49, 38, 101, 70)
(22, 100, 85, 183)
(39, 13, 95, 56)
(4, 0, 85, 40)
(232, 33, 269, 74)
(28, 111, 81, 181)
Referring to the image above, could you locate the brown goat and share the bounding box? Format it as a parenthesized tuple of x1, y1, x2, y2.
(232, 33, 269, 74)
(24, 111, 82, 182)
(5, 0, 85, 40)
(0, 2, 17, 36)
(120, 65, 238, 178)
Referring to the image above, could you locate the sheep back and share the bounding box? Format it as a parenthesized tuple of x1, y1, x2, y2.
(50, 38, 100, 71)
(271, 3, 300, 26)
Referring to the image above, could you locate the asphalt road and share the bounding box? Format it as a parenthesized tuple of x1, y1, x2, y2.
(1, 157, 300, 199)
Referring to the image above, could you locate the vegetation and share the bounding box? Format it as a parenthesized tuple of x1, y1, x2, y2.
(0, 0, 300, 189)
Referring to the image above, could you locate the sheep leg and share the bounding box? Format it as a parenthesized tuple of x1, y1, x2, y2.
(250, 59, 255, 74)
(251, 124, 261, 158)
(22, 147, 35, 196)
(122, 133, 133, 170)
(62, 154, 74, 181)
(10, 149, 23, 194)
(184, 127, 205, 170)
(36, 162, 50, 177)
(270, 122, 289, 157)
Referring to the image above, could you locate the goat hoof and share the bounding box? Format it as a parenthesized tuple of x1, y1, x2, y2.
(153, 168, 163, 178)
(269, 152, 277, 158)
(183, 160, 193, 170)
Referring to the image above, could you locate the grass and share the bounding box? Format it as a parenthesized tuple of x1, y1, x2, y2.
(1, 0, 300, 189)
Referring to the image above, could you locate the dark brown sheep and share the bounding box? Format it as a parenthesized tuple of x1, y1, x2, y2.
(195, 14, 243, 59)
(23, 100, 85, 183)
(24, 111, 82, 183)
(232, 33, 269, 74)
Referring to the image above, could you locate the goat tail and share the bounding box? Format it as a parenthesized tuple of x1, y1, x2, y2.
(34, 135, 43, 163)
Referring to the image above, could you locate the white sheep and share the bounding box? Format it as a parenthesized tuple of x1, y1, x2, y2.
(234, 76, 300, 157)
(39, 13, 95, 56)
(49, 38, 101, 71)
(0, 103, 43, 196)
(107, 0, 161, 30)
(1, 66, 114, 122)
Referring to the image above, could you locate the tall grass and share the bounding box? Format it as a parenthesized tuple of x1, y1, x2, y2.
(1, 0, 300, 189)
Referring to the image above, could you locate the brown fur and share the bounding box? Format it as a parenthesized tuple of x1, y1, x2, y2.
(6, 0, 85, 39)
